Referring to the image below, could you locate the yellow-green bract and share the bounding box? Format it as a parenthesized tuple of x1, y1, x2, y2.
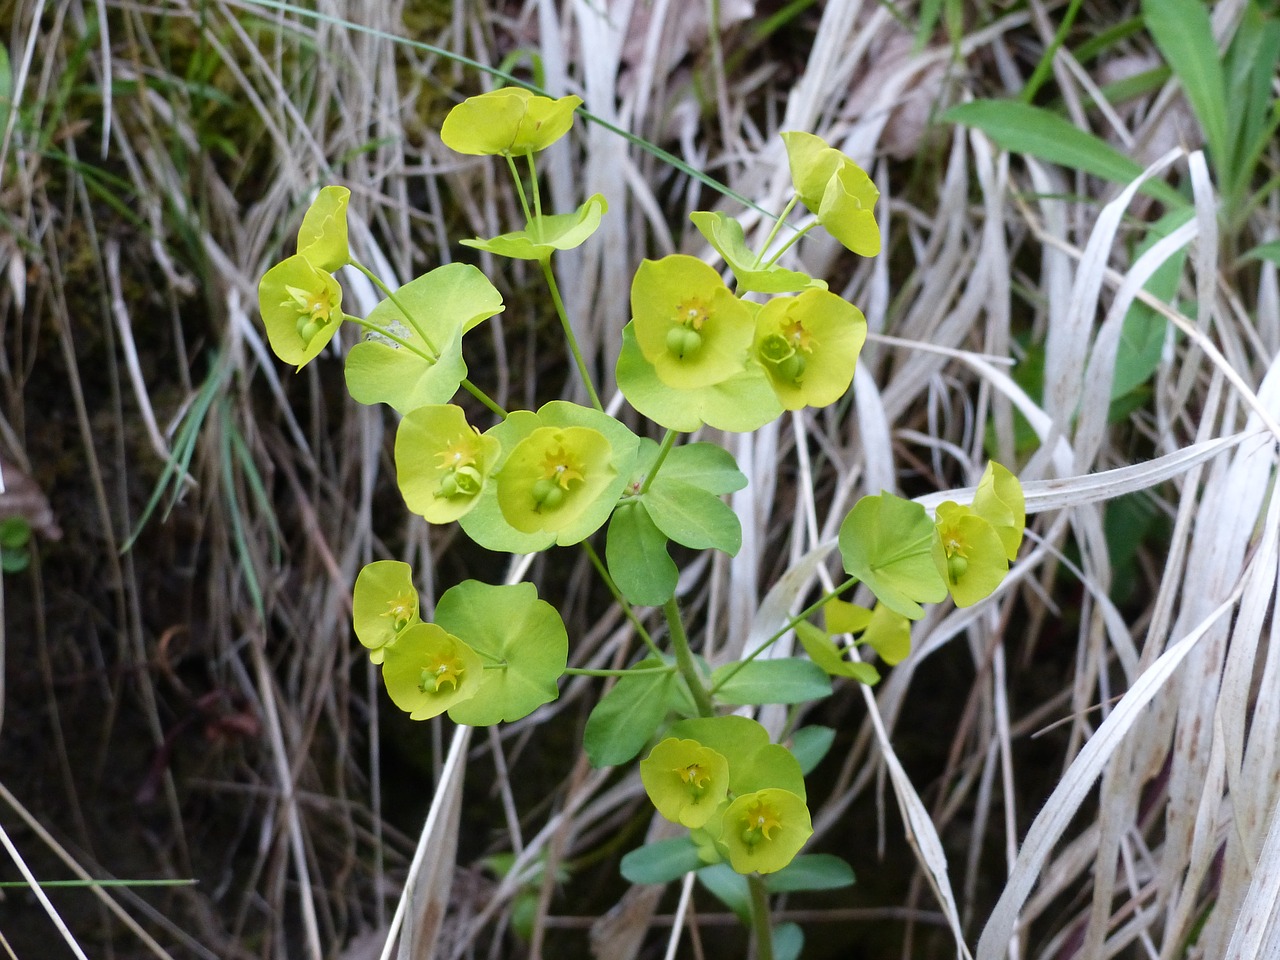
(352, 560, 419, 664)
(753, 288, 867, 410)
(781, 131, 881, 257)
(721, 788, 813, 874)
(395, 405, 500, 524)
(441, 87, 582, 156)
(932, 501, 1008, 607)
(381, 623, 484, 720)
(258, 254, 343, 369)
(640, 738, 731, 828)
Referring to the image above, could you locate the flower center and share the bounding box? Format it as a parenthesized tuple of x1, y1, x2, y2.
(740, 798, 782, 846)
(380, 593, 416, 633)
(420, 654, 466, 693)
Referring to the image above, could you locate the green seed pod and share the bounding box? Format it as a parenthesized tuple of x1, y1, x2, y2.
(775, 353, 806, 383)
(437, 472, 460, 498)
(947, 553, 969, 581)
(759, 333, 795, 364)
(666, 326, 703, 359)
(532, 477, 566, 509)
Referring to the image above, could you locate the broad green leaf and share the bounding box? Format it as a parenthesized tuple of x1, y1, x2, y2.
(644, 477, 741, 554)
(823, 597, 872, 635)
(617, 322, 782, 433)
(641, 738, 731, 828)
(689, 210, 824, 293)
(795, 620, 880, 685)
(932, 502, 1009, 608)
(381, 623, 482, 720)
(764, 854, 855, 893)
(435, 580, 568, 725)
(945, 100, 1185, 207)
(583, 659, 675, 766)
(606, 502, 677, 606)
(697, 863, 751, 922)
(730, 742, 808, 800)
(711, 658, 832, 706)
(1142, 0, 1228, 175)
(773, 923, 805, 960)
(296, 185, 350, 272)
(838, 493, 947, 620)
(721, 789, 812, 874)
(462, 194, 607, 261)
(788, 726, 836, 776)
(345, 263, 503, 414)
(352, 560, 419, 664)
(658, 441, 747, 494)
(621, 836, 704, 885)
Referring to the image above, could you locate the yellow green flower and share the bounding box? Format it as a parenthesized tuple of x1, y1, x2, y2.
(258, 254, 344, 369)
(721, 788, 812, 875)
(640, 738, 731, 828)
(971, 462, 1025, 561)
(781, 131, 880, 257)
(352, 560, 420, 664)
(395, 405, 500, 524)
(381, 622, 483, 720)
(296, 185, 350, 272)
(495, 425, 617, 542)
(932, 501, 1008, 607)
(441, 87, 582, 156)
(753, 288, 866, 410)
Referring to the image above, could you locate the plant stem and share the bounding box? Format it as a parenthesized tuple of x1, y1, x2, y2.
(505, 153, 534, 225)
(347, 260, 440, 355)
(638, 429, 678, 495)
(755, 194, 801, 268)
(664, 597, 715, 718)
(526, 151, 542, 223)
(710, 575, 858, 694)
(460, 380, 508, 418)
(748, 874, 775, 960)
(581, 541, 664, 660)
(764, 219, 816, 267)
(540, 258, 604, 412)
(563, 666, 675, 678)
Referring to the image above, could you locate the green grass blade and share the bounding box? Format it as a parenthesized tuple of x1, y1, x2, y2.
(945, 100, 1185, 207)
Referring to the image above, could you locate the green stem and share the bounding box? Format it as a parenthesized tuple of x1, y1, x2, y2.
(763, 219, 817, 268)
(460, 380, 508, 418)
(505, 153, 534, 225)
(711, 575, 858, 694)
(638, 429, 679, 495)
(540, 258, 604, 412)
(665, 597, 715, 718)
(748, 874, 775, 960)
(755, 195, 801, 268)
(563, 666, 675, 678)
(525, 151, 542, 223)
(347, 260, 440, 355)
(581, 541, 664, 660)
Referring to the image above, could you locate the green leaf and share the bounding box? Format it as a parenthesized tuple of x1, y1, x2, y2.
(644, 477, 741, 554)
(764, 854, 855, 893)
(712, 658, 832, 706)
(617, 323, 782, 433)
(838, 493, 947, 620)
(944, 100, 1185, 207)
(1141, 0, 1228, 175)
(697, 863, 751, 922)
(621, 836, 704, 885)
(462, 194, 607, 260)
(344, 263, 503, 414)
(1243, 240, 1280, 268)
(606, 502, 677, 606)
(773, 923, 805, 960)
(860, 603, 912, 666)
(583, 659, 676, 766)
(788, 726, 836, 776)
(657, 441, 747, 494)
(795, 621, 880, 685)
(689, 211, 824, 293)
(435, 581, 568, 725)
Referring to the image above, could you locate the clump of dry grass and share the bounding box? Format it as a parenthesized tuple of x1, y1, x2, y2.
(1, 1, 1278, 958)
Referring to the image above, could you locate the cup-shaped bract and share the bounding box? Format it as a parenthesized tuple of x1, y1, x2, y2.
(296, 185, 350, 273)
(754, 288, 866, 410)
(352, 560, 420, 663)
(258, 254, 344, 369)
(441, 87, 582, 156)
(640, 738, 731, 828)
(396, 405, 500, 524)
(462, 194, 607, 262)
(496, 425, 617, 543)
(781, 131, 881, 257)
(721, 788, 812, 875)
(631, 255, 756, 390)
(971, 462, 1025, 561)
(381, 622, 483, 720)
(932, 501, 1009, 607)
